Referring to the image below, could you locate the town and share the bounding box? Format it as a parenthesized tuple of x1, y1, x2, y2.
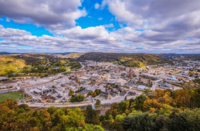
(1, 59, 200, 109)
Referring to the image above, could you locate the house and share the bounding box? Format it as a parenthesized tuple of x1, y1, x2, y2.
(115, 79, 127, 86)
(0, 77, 8, 80)
(137, 85, 148, 90)
(126, 67, 131, 72)
(18, 82, 30, 87)
(100, 91, 111, 99)
(128, 91, 136, 96)
(139, 78, 151, 85)
(78, 89, 92, 97)
(61, 81, 72, 87)
(108, 79, 116, 84)
(157, 82, 173, 90)
(0, 86, 6, 89)
(70, 71, 85, 77)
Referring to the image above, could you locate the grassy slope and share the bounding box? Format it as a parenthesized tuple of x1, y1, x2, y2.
(0, 91, 23, 103)
(0, 56, 26, 75)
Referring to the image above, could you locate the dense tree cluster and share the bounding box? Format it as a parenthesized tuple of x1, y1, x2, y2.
(87, 89, 101, 98)
(70, 94, 84, 102)
(0, 99, 105, 131)
(121, 109, 200, 131)
(75, 87, 85, 93)
(102, 88, 200, 131)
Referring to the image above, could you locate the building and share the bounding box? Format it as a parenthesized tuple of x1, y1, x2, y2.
(157, 82, 174, 90)
(0, 77, 8, 80)
(137, 85, 148, 90)
(100, 91, 111, 99)
(78, 89, 92, 97)
(139, 78, 151, 85)
(18, 82, 30, 87)
(115, 79, 127, 86)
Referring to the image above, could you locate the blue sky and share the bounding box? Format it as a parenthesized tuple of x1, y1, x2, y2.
(0, 0, 200, 53)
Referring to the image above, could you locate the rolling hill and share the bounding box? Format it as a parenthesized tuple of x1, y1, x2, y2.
(78, 52, 172, 67)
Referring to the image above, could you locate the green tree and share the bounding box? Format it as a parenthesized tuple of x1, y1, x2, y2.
(68, 90, 74, 96)
(121, 113, 157, 131)
(118, 101, 127, 113)
(92, 92, 97, 97)
(66, 124, 106, 131)
(95, 99, 101, 106)
(166, 109, 200, 131)
(134, 95, 146, 110)
(85, 105, 100, 125)
(95, 89, 101, 95)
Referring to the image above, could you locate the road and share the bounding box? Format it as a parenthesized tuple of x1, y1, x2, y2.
(79, 62, 85, 69)
(152, 79, 162, 91)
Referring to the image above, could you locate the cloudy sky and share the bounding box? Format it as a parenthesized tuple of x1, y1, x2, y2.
(0, 0, 200, 53)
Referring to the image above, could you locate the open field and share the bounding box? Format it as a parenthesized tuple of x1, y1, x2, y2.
(0, 91, 23, 103)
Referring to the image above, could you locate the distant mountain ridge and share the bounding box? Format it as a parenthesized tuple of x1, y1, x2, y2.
(78, 52, 172, 67)
(56, 53, 85, 58)
(0, 52, 19, 55)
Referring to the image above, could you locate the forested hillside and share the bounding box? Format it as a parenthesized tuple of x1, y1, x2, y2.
(78, 52, 172, 67)
(0, 53, 81, 77)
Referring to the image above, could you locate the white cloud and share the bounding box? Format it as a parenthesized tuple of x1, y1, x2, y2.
(0, 0, 86, 30)
(95, 3, 100, 9)
(1, 0, 200, 53)
(1, 24, 200, 53)
(98, 18, 103, 20)
(104, 23, 114, 28)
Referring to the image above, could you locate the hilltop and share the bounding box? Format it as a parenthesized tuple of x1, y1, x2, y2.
(78, 52, 172, 67)
(57, 53, 85, 59)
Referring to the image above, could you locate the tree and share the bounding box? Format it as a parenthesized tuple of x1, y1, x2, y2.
(121, 113, 157, 131)
(118, 101, 127, 113)
(70, 95, 84, 102)
(87, 91, 93, 96)
(134, 95, 146, 110)
(173, 88, 191, 108)
(85, 105, 100, 125)
(143, 89, 153, 98)
(95, 99, 101, 106)
(115, 114, 126, 122)
(92, 92, 97, 97)
(52, 85, 56, 88)
(68, 90, 74, 96)
(61, 108, 85, 128)
(66, 124, 106, 131)
(191, 88, 200, 108)
(166, 109, 200, 131)
(95, 89, 101, 95)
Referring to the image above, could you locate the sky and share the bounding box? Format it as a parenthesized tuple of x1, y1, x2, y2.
(0, 0, 200, 54)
